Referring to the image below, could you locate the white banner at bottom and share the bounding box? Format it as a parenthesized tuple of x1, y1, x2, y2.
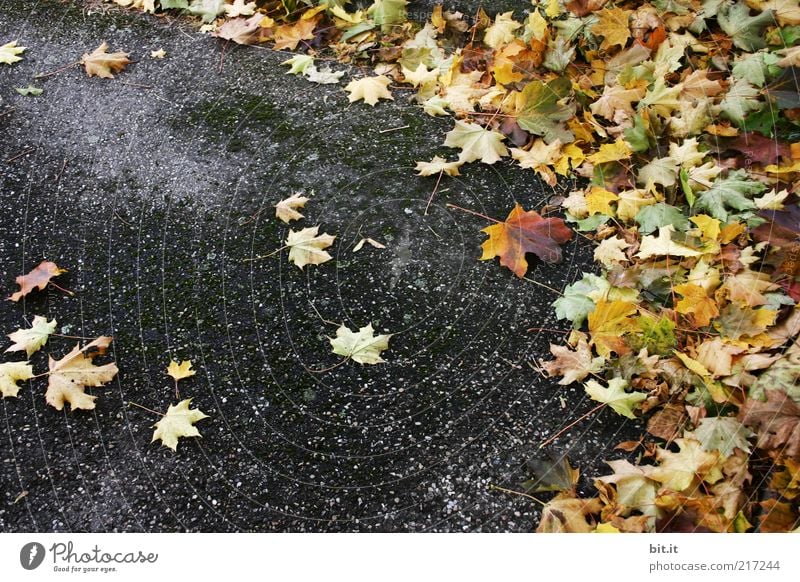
(0, 533, 795, 581)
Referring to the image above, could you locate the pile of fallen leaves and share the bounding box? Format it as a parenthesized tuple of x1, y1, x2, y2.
(6, 0, 800, 531)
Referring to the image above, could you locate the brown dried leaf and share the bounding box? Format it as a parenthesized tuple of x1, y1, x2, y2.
(7, 261, 67, 302)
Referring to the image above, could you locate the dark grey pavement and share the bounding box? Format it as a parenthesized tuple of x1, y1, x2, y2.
(0, 0, 641, 532)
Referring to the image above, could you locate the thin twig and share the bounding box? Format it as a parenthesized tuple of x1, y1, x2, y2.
(424, 169, 445, 216)
(5, 147, 35, 163)
(379, 125, 410, 133)
(34, 61, 80, 79)
(538, 403, 604, 449)
(446, 203, 501, 223)
(522, 277, 562, 296)
(128, 401, 164, 416)
(488, 484, 546, 506)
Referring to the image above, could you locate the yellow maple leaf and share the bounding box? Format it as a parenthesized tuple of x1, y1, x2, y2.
(152, 399, 209, 451)
(80, 42, 130, 78)
(285, 226, 336, 269)
(674, 283, 719, 327)
(616, 189, 656, 222)
(588, 300, 638, 357)
(483, 11, 522, 48)
(167, 360, 196, 382)
(414, 156, 462, 177)
(0, 361, 33, 398)
(46, 336, 118, 411)
(650, 438, 723, 492)
(689, 214, 721, 242)
(592, 7, 632, 51)
(585, 186, 619, 216)
(587, 139, 633, 164)
(344, 75, 394, 106)
(274, 192, 309, 223)
(554, 143, 586, 176)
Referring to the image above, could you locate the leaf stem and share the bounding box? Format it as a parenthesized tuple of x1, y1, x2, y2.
(538, 403, 605, 449)
(488, 483, 546, 506)
(127, 401, 164, 416)
(446, 203, 501, 223)
(424, 169, 445, 216)
(243, 245, 288, 261)
(34, 61, 80, 79)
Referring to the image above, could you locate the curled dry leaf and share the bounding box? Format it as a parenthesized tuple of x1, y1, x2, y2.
(275, 192, 309, 223)
(6, 315, 57, 357)
(0, 362, 34, 398)
(81, 42, 131, 78)
(7, 261, 67, 302)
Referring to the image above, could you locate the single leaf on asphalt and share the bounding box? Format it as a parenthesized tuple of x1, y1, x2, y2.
(152, 398, 209, 451)
(0, 362, 33, 398)
(81, 42, 130, 78)
(167, 360, 196, 382)
(444, 120, 508, 164)
(330, 324, 391, 364)
(285, 226, 335, 269)
(15, 85, 43, 96)
(584, 377, 645, 419)
(46, 336, 118, 411)
(523, 453, 579, 493)
(0, 40, 25, 64)
(480, 203, 573, 277)
(6, 315, 57, 357)
(275, 193, 309, 223)
(344, 75, 393, 106)
(414, 156, 462, 177)
(8, 261, 68, 302)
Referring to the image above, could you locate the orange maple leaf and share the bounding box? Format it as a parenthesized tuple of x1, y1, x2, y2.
(273, 17, 318, 51)
(8, 261, 68, 302)
(480, 203, 573, 277)
(674, 283, 719, 327)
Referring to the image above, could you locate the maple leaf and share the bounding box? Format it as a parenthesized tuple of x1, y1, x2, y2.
(46, 336, 118, 411)
(6, 316, 57, 357)
(636, 226, 704, 260)
(274, 193, 309, 223)
(693, 170, 764, 221)
(282, 54, 314, 75)
(693, 417, 754, 457)
(587, 300, 638, 357)
(344, 75, 394, 106)
(444, 121, 508, 164)
(749, 342, 800, 403)
(187, 0, 226, 23)
(0, 362, 33, 398)
(587, 139, 633, 165)
(414, 156, 461, 177)
(594, 236, 630, 267)
(523, 454, 579, 493)
(152, 399, 209, 451)
(592, 7, 632, 51)
(537, 493, 602, 533)
(584, 377, 645, 419)
(714, 305, 776, 341)
(167, 360, 196, 382)
(598, 459, 660, 520)
(402, 63, 438, 88)
(215, 13, 262, 45)
(273, 18, 317, 51)
(479, 203, 573, 277)
(717, 0, 774, 51)
(8, 261, 68, 302)
(81, 42, 131, 78)
(515, 77, 575, 144)
(511, 139, 562, 185)
(482, 11, 522, 48)
(585, 187, 619, 216)
(0, 40, 26, 65)
(650, 438, 724, 492)
(739, 389, 800, 459)
(285, 226, 335, 269)
(542, 335, 604, 385)
(674, 283, 718, 327)
(224, 0, 256, 18)
(329, 324, 391, 364)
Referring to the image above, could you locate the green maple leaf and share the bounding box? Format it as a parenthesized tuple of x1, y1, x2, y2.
(187, 0, 225, 22)
(693, 170, 764, 221)
(330, 324, 391, 364)
(631, 316, 676, 356)
(371, 0, 407, 30)
(718, 78, 762, 125)
(584, 377, 646, 419)
(516, 77, 575, 144)
(717, 1, 774, 51)
(693, 417, 754, 457)
(635, 203, 689, 234)
(553, 273, 608, 327)
(160, 0, 189, 8)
